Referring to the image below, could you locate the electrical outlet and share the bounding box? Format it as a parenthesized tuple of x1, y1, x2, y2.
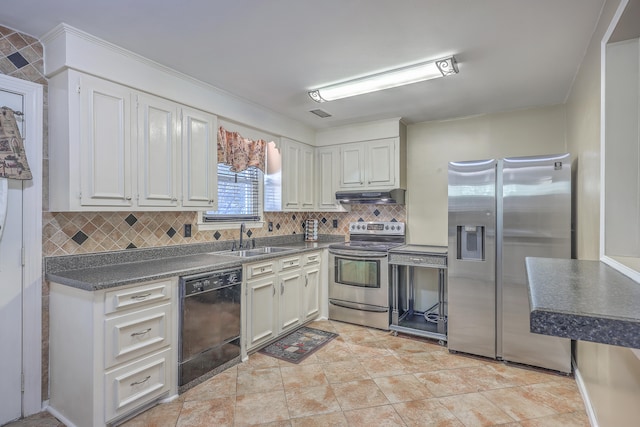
(184, 224, 192, 237)
(332, 219, 338, 228)
(268, 221, 273, 232)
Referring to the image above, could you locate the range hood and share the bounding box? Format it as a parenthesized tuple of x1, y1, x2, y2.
(335, 189, 405, 205)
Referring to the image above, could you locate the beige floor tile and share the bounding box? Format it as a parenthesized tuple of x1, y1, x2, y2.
(360, 354, 409, 377)
(414, 369, 478, 397)
(343, 405, 405, 426)
(431, 351, 485, 369)
(285, 384, 341, 418)
(238, 352, 281, 371)
(237, 366, 283, 395)
(480, 387, 558, 421)
(395, 351, 444, 374)
(519, 411, 590, 427)
(235, 390, 290, 426)
(34, 322, 587, 427)
(374, 374, 434, 403)
(524, 381, 585, 413)
(438, 392, 516, 427)
(322, 360, 371, 384)
(176, 397, 234, 427)
(455, 365, 520, 391)
(307, 319, 337, 333)
(312, 339, 354, 363)
(393, 398, 464, 427)
(181, 367, 237, 401)
(289, 411, 349, 427)
(331, 379, 390, 410)
(383, 335, 445, 355)
(281, 364, 328, 389)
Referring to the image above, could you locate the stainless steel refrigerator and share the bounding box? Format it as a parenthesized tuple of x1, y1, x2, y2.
(447, 154, 572, 373)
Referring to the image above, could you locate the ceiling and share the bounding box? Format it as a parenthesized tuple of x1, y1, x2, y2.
(2, 0, 605, 130)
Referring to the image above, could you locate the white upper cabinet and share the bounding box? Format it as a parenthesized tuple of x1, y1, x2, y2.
(48, 69, 218, 211)
(316, 146, 348, 212)
(181, 107, 218, 209)
(136, 93, 179, 208)
(77, 73, 133, 208)
(338, 138, 403, 190)
(266, 138, 315, 212)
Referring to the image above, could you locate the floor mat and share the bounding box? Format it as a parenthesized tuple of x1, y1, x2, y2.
(259, 326, 338, 364)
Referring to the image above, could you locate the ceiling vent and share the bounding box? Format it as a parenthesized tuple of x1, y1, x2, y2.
(309, 109, 332, 118)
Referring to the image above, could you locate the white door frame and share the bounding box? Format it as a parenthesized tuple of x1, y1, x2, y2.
(0, 74, 44, 416)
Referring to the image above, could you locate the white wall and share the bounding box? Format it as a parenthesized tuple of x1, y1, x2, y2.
(405, 105, 567, 245)
(566, 0, 640, 425)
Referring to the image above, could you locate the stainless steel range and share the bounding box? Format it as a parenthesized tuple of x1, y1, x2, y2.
(328, 221, 405, 330)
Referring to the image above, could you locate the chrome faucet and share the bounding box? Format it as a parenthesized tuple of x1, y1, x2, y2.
(239, 222, 246, 249)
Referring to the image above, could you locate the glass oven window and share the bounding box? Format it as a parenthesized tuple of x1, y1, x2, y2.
(335, 257, 380, 288)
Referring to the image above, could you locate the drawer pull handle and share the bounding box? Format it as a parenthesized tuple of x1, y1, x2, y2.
(130, 375, 151, 387)
(131, 328, 152, 337)
(131, 293, 151, 300)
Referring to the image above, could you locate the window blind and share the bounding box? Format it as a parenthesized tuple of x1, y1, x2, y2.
(202, 164, 261, 222)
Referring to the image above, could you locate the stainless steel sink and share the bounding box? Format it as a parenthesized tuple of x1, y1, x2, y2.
(213, 247, 294, 257)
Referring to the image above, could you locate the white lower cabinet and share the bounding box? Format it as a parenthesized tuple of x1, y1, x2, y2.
(302, 252, 322, 321)
(49, 278, 178, 427)
(245, 251, 322, 352)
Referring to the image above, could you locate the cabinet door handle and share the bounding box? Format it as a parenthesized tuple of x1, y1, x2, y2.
(130, 293, 151, 300)
(305, 275, 308, 287)
(125, 196, 132, 201)
(280, 282, 284, 295)
(130, 375, 151, 387)
(130, 328, 152, 337)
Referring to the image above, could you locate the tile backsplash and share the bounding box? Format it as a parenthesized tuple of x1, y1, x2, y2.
(43, 204, 406, 256)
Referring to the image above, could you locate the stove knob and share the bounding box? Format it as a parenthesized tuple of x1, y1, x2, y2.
(385, 225, 389, 230)
(390, 225, 395, 230)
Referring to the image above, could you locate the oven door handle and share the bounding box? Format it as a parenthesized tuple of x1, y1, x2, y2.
(328, 249, 388, 259)
(329, 299, 389, 313)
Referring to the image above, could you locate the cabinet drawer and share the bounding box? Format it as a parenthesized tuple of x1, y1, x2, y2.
(303, 251, 321, 266)
(105, 303, 171, 368)
(388, 253, 447, 268)
(246, 261, 275, 279)
(105, 279, 171, 314)
(104, 348, 171, 422)
(280, 256, 301, 271)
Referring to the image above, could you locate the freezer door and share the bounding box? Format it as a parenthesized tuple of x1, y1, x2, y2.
(501, 154, 572, 373)
(448, 159, 497, 358)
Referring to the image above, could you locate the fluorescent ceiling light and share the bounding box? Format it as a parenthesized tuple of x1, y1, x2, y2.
(309, 56, 458, 102)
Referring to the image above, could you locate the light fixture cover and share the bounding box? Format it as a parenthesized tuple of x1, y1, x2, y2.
(309, 56, 458, 102)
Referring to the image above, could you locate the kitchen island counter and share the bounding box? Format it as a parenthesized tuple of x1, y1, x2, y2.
(526, 257, 640, 349)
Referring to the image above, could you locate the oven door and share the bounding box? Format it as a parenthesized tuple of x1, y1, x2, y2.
(328, 249, 389, 307)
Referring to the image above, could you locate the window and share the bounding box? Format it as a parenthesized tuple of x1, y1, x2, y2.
(202, 164, 262, 223)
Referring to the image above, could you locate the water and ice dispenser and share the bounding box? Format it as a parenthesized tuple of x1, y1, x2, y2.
(456, 225, 485, 260)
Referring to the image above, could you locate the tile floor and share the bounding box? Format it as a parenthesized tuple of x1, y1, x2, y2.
(7, 320, 589, 427)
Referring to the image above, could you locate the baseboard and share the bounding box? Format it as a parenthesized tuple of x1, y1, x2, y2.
(573, 358, 598, 427)
(46, 405, 77, 427)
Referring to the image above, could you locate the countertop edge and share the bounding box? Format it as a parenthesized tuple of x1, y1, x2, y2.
(47, 244, 331, 291)
(526, 257, 640, 350)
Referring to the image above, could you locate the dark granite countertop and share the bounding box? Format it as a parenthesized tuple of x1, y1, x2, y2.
(525, 257, 640, 349)
(46, 238, 338, 291)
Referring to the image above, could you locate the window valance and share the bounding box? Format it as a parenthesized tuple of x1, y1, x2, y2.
(217, 126, 266, 173)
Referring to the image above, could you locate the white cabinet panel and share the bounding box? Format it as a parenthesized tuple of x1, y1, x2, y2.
(316, 146, 348, 211)
(247, 274, 277, 349)
(282, 141, 301, 209)
(302, 266, 320, 321)
(301, 146, 315, 210)
(136, 94, 179, 207)
(104, 349, 171, 422)
(78, 75, 133, 207)
(338, 138, 401, 190)
(181, 107, 217, 208)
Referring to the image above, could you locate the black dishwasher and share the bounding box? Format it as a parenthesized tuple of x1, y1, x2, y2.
(179, 267, 242, 390)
